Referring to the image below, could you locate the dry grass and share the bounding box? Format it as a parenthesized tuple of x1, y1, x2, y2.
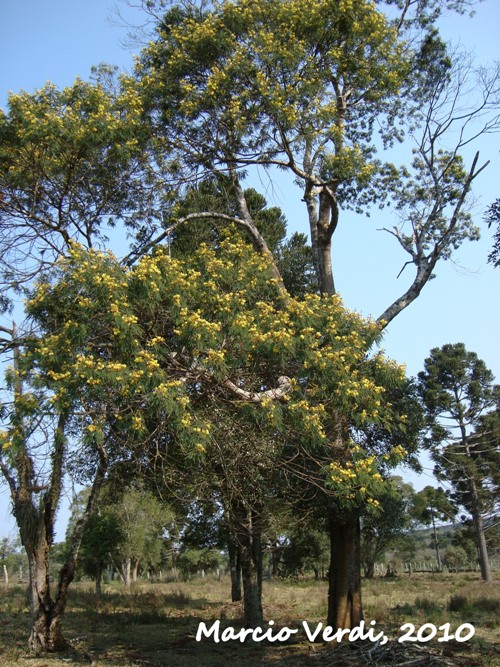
(0, 572, 498, 666)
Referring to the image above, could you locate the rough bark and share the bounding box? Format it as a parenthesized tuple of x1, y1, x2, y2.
(327, 508, 363, 629)
(3, 399, 108, 651)
(233, 504, 263, 628)
(240, 532, 263, 628)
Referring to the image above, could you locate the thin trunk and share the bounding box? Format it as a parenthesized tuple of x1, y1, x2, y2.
(95, 564, 103, 599)
(228, 538, 242, 602)
(431, 510, 442, 570)
(271, 544, 281, 577)
(132, 558, 140, 582)
(124, 557, 132, 587)
(2, 563, 8, 585)
(459, 415, 492, 584)
(471, 503, 492, 583)
(327, 509, 363, 630)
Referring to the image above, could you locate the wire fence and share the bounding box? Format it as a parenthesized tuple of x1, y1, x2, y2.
(374, 560, 500, 576)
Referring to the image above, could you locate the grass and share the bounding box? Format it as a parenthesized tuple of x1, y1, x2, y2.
(0, 572, 499, 666)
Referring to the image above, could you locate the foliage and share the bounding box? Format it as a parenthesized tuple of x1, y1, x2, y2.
(23, 238, 410, 502)
(418, 342, 499, 582)
(176, 547, 223, 578)
(278, 526, 330, 579)
(412, 486, 456, 527)
(442, 545, 468, 571)
(360, 476, 415, 577)
(418, 343, 499, 516)
(1, 0, 498, 646)
(0, 80, 149, 299)
(485, 198, 500, 268)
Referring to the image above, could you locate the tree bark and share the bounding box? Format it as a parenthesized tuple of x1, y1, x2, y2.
(233, 504, 263, 628)
(124, 557, 132, 587)
(364, 561, 375, 579)
(228, 538, 242, 602)
(327, 509, 363, 630)
(459, 418, 492, 584)
(471, 501, 492, 583)
(95, 563, 103, 599)
(240, 531, 263, 628)
(26, 535, 66, 652)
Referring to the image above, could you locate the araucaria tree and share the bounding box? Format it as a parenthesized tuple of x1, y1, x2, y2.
(418, 343, 500, 583)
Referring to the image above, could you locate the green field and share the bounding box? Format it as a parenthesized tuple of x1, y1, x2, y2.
(1, 572, 499, 666)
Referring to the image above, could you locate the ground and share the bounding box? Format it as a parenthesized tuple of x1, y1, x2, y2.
(0, 573, 498, 666)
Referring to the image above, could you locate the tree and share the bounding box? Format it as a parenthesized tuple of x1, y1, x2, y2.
(412, 485, 457, 570)
(418, 343, 499, 583)
(360, 477, 415, 578)
(67, 489, 125, 597)
(0, 79, 150, 651)
(109, 485, 169, 586)
(131, 0, 499, 629)
(22, 236, 411, 628)
(279, 525, 330, 580)
(443, 545, 468, 572)
(2, 0, 498, 646)
(0, 79, 148, 301)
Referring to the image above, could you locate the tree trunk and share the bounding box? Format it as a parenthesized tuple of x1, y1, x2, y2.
(124, 557, 132, 587)
(30, 606, 66, 652)
(365, 561, 375, 579)
(271, 544, 281, 578)
(460, 421, 492, 584)
(27, 544, 66, 652)
(472, 506, 492, 583)
(234, 505, 263, 628)
(327, 509, 363, 630)
(431, 512, 442, 571)
(132, 558, 140, 582)
(228, 539, 242, 602)
(240, 533, 263, 628)
(2, 563, 8, 585)
(95, 563, 103, 599)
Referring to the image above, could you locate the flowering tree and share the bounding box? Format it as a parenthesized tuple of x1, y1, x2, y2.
(0, 79, 150, 651)
(129, 0, 498, 627)
(20, 238, 408, 628)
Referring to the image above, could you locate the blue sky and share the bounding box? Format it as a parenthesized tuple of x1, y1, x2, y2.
(0, 0, 499, 539)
